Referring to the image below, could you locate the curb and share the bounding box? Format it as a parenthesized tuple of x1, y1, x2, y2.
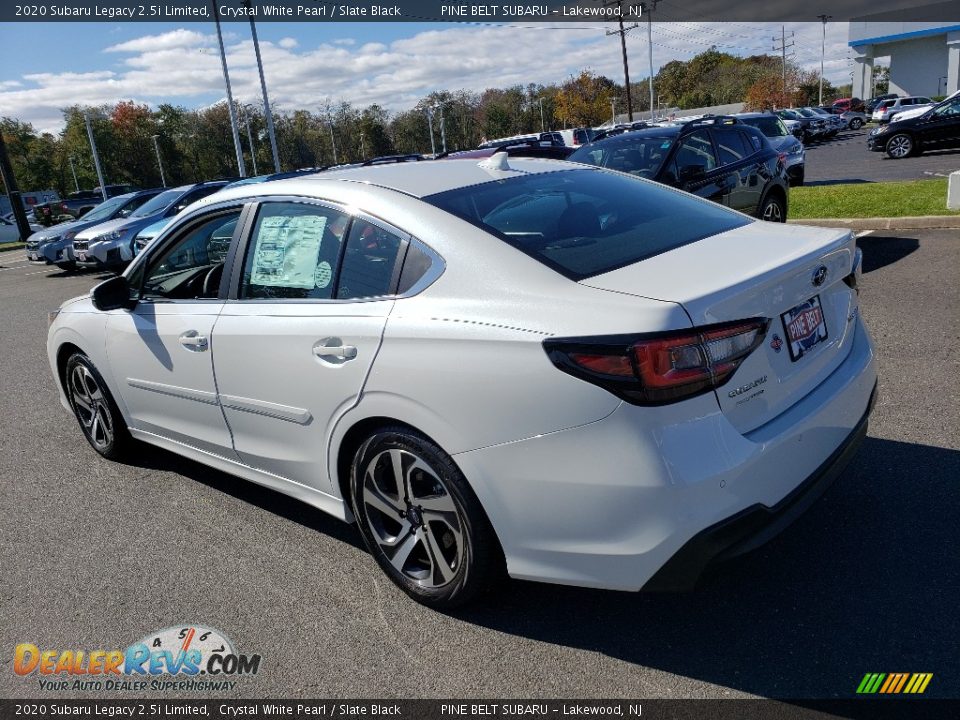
(788, 216, 960, 231)
(0, 242, 26, 253)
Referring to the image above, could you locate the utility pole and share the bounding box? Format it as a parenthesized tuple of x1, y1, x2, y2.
(426, 107, 436, 156)
(151, 134, 167, 186)
(68, 155, 79, 192)
(603, 0, 639, 121)
(83, 112, 108, 201)
(243, 114, 258, 176)
(359, 130, 366, 159)
(817, 15, 832, 106)
(645, 0, 658, 121)
(244, 0, 280, 173)
(0, 130, 33, 242)
(773, 27, 795, 107)
(210, 0, 246, 177)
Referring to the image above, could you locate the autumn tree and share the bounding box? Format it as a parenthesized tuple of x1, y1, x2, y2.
(555, 70, 618, 127)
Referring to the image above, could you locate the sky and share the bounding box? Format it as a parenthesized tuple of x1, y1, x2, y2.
(0, 18, 858, 133)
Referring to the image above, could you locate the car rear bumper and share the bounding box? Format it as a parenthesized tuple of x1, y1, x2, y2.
(454, 315, 878, 592)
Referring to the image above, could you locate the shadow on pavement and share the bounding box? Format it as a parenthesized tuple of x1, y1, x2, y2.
(452, 437, 960, 699)
(118, 441, 365, 551)
(804, 179, 875, 187)
(857, 236, 919, 273)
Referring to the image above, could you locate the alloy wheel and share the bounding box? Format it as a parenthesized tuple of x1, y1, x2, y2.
(361, 448, 464, 588)
(762, 199, 784, 222)
(887, 135, 913, 158)
(69, 363, 114, 450)
(850, 118, 863, 130)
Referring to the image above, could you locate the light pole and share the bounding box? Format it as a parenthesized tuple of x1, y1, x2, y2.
(656, 93, 663, 120)
(817, 14, 832, 106)
(210, 0, 246, 177)
(610, 97, 617, 126)
(244, 0, 280, 173)
(645, 0, 658, 121)
(150, 134, 167, 187)
(67, 155, 79, 192)
(434, 103, 447, 153)
(83, 112, 108, 201)
(537, 97, 546, 132)
(243, 113, 258, 176)
(327, 115, 338, 165)
(426, 107, 436, 156)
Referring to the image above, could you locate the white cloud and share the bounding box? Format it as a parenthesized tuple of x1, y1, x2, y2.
(1, 21, 855, 133)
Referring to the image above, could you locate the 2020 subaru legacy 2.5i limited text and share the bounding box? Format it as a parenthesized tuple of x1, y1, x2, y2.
(47, 156, 877, 608)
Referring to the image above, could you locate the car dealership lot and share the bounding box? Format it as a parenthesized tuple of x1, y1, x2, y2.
(1, 231, 957, 699)
(804, 128, 960, 184)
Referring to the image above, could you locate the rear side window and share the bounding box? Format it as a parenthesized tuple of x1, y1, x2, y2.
(335, 218, 404, 300)
(424, 169, 750, 280)
(239, 202, 351, 300)
(712, 127, 750, 164)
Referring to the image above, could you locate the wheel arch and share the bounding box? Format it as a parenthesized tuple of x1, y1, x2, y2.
(759, 182, 788, 218)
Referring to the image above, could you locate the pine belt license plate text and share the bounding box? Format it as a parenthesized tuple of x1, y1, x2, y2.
(77, 252, 87, 261)
(781, 295, 828, 362)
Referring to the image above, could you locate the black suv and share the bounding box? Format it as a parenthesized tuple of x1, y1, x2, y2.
(569, 117, 790, 221)
(867, 93, 960, 158)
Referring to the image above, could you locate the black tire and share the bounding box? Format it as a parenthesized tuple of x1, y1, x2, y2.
(64, 352, 132, 460)
(350, 426, 503, 609)
(790, 170, 805, 187)
(758, 192, 786, 223)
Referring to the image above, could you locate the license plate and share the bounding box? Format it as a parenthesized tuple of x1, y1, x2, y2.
(29, 252, 38, 261)
(781, 295, 828, 362)
(77, 252, 87, 262)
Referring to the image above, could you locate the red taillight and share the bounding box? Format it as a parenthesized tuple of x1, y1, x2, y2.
(61, 202, 68, 211)
(544, 319, 769, 405)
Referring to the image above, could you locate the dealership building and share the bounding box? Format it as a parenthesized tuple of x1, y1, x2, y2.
(850, 21, 960, 99)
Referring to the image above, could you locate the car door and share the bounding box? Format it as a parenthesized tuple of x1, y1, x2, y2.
(915, 98, 960, 149)
(105, 206, 245, 457)
(211, 199, 406, 491)
(669, 129, 728, 206)
(710, 126, 762, 213)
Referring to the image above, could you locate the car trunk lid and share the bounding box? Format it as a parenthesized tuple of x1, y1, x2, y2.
(580, 221, 860, 433)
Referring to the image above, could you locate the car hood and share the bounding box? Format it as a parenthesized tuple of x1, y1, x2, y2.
(766, 136, 800, 152)
(74, 215, 158, 241)
(889, 106, 932, 123)
(28, 218, 86, 243)
(135, 218, 172, 240)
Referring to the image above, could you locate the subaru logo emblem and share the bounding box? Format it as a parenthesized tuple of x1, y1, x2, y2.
(811, 265, 828, 287)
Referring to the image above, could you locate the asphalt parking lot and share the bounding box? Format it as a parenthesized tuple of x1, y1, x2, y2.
(804, 126, 960, 185)
(0, 231, 957, 700)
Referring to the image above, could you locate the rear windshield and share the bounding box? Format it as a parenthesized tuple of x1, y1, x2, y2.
(424, 169, 750, 280)
(739, 116, 789, 137)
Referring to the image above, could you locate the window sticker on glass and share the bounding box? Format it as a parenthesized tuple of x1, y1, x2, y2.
(250, 214, 327, 288)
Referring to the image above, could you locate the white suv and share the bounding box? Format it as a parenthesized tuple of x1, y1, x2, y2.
(872, 96, 934, 124)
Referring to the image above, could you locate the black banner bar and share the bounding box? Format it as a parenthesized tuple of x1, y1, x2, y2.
(2, 0, 959, 23)
(2, 700, 960, 720)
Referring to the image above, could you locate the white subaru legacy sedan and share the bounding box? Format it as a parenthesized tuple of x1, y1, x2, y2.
(47, 157, 877, 608)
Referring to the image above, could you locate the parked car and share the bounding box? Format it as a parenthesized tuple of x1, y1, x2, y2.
(32, 185, 139, 226)
(867, 92, 960, 158)
(479, 132, 564, 149)
(0, 215, 43, 243)
(734, 113, 806, 186)
(48, 157, 877, 608)
(885, 89, 960, 125)
(802, 107, 844, 137)
(570, 116, 790, 221)
(71, 181, 228, 270)
(872, 96, 935, 124)
(26, 189, 163, 269)
(438, 144, 574, 161)
(557, 127, 596, 147)
(775, 109, 824, 142)
(831, 97, 865, 114)
(865, 93, 898, 114)
(840, 110, 868, 130)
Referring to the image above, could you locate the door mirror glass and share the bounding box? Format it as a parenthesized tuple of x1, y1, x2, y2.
(91, 275, 134, 311)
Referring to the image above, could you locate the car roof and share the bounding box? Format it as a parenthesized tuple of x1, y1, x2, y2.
(200, 157, 577, 203)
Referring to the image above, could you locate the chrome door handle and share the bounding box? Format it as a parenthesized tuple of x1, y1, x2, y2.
(178, 331, 209, 352)
(313, 344, 357, 360)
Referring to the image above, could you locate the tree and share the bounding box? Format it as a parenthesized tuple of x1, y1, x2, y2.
(555, 70, 618, 127)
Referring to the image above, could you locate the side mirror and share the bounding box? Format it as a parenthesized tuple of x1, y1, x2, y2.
(678, 163, 706, 182)
(91, 275, 135, 311)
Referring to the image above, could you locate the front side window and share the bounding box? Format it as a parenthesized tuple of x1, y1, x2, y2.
(933, 98, 960, 117)
(139, 211, 241, 300)
(239, 202, 351, 300)
(130, 188, 182, 218)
